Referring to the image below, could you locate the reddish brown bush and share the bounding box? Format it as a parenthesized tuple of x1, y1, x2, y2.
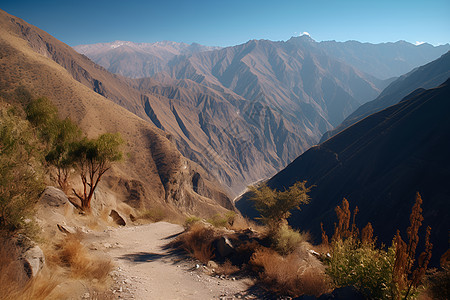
(216, 259, 240, 276)
(250, 247, 330, 297)
(174, 222, 216, 263)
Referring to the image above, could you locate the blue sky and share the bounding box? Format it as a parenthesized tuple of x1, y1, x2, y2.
(1, 0, 449, 47)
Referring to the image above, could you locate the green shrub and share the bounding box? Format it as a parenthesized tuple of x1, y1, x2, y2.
(272, 223, 309, 256)
(326, 238, 396, 299)
(0, 106, 44, 232)
(207, 211, 237, 228)
(184, 216, 201, 228)
(249, 181, 310, 231)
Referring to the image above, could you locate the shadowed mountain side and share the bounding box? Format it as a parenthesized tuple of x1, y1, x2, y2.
(0, 9, 232, 217)
(321, 51, 450, 142)
(237, 80, 450, 265)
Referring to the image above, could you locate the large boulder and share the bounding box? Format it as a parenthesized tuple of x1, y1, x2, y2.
(39, 186, 68, 207)
(22, 245, 45, 278)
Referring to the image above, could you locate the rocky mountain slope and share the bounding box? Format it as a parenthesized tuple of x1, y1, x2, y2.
(321, 51, 450, 142)
(74, 40, 221, 78)
(237, 80, 450, 264)
(0, 9, 232, 217)
(155, 37, 386, 128)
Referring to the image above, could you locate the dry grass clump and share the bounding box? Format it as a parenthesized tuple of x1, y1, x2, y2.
(46, 233, 113, 282)
(174, 222, 217, 263)
(11, 268, 63, 300)
(215, 259, 240, 276)
(138, 208, 166, 222)
(250, 247, 331, 297)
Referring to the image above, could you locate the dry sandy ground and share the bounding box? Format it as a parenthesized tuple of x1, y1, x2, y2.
(86, 222, 257, 300)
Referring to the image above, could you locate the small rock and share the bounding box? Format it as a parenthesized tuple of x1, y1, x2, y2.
(57, 224, 76, 234)
(207, 260, 219, 269)
(308, 249, 320, 257)
(110, 210, 126, 226)
(82, 292, 90, 299)
(104, 243, 112, 248)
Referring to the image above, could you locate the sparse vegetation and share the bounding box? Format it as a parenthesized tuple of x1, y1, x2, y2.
(1, 92, 116, 298)
(324, 194, 433, 299)
(215, 259, 240, 276)
(25, 95, 124, 211)
(138, 208, 166, 222)
(184, 216, 201, 228)
(26, 97, 82, 192)
(0, 233, 62, 300)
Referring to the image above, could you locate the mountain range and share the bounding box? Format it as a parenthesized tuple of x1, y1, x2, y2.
(76, 36, 450, 81)
(75, 36, 450, 195)
(128, 38, 392, 194)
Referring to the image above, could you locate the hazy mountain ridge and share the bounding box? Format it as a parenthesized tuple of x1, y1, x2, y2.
(321, 51, 450, 142)
(74, 40, 221, 78)
(237, 79, 450, 265)
(288, 36, 450, 79)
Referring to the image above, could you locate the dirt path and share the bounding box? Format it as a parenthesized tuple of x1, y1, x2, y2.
(87, 222, 256, 300)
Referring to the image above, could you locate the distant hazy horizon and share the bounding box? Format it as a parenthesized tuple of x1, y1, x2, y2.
(1, 0, 449, 47)
(73, 36, 450, 49)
